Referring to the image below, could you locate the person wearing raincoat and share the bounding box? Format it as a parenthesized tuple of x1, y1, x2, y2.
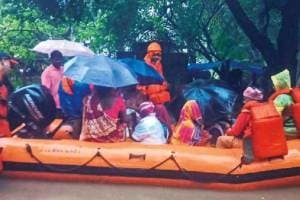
(270, 69, 299, 138)
(0, 52, 18, 137)
(140, 42, 171, 105)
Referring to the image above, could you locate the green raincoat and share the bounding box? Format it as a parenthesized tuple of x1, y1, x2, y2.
(271, 69, 299, 137)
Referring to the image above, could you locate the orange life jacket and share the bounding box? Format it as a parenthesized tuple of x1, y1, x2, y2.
(268, 88, 291, 102)
(0, 84, 11, 137)
(269, 88, 300, 132)
(292, 103, 300, 131)
(142, 52, 171, 105)
(291, 87, 300, 131)
(291, 87, 300, 103)
(61, 76, 75, 95)
(250, 102, 288, 159)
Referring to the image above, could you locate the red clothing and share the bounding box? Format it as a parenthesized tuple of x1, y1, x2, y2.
(0, 84, 10, 137)
(227, 112, 251, 137)
(104, 96, 126, 119)
(226, 101, 260, 138)
(80, 94, 126, 142)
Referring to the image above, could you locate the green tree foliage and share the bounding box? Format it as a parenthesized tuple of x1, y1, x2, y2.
(225, 0, 300, 83)
(0, 0, 299, 84)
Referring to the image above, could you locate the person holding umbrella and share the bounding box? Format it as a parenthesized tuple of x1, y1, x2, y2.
(62, 55, 138, 142)
(79, 86, 127, 142)
(0, 51, 18, 137)
(41, 50, 64, 115)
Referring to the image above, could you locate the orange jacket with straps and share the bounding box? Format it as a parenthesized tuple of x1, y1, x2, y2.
(268, 87, 300, 132)
(140, 51, 171, 105)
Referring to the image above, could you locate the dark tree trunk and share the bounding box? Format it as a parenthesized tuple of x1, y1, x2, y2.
(225, 0, 300, 86)
(225, 0, 278, 67)
(276, 0, 300, 84)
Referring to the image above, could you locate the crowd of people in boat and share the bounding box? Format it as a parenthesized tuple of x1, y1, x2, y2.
(0, 42, 300, 163)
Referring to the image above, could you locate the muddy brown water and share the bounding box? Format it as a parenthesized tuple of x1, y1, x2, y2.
(0, 178, 299, 200)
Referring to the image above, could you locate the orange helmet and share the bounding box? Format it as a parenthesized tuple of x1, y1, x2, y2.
(147, 42, 162, 52)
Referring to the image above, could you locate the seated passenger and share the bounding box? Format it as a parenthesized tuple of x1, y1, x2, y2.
(132, 101, 167, 144)
(58, 77, 91, 139)
(171, 100, 211, 146)
(271, 69, 299, 138)
(124, 89, 172, 139)
(216, 87, 263, 163)
(80, 86, 127, 142)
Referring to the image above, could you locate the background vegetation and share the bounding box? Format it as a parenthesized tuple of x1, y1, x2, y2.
(0, 0, 299, 86)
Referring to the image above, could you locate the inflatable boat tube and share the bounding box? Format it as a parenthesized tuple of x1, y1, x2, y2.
(0, 138, 300, 190)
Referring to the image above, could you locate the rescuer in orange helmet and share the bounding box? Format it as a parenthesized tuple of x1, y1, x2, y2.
(142, 42, 171, 105)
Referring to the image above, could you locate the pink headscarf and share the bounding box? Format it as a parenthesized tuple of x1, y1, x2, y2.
(139, 101, 155, 117)
(243, 87, 263, 101)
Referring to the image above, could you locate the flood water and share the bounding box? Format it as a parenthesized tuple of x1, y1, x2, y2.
(0, 178, 299, 200)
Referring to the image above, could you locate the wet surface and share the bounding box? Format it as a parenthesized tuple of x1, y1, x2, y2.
(0, 178, 299, 200)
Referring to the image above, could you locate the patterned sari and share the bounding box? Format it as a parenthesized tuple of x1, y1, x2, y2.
(171, 100, 210, 146)
(80, 94, 125, 142)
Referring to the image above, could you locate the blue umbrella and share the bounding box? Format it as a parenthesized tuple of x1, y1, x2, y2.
(188, 60, 265, 75)
(188, 61, 222, 71)
(119, 58, 164, 85)
(229, 60, 265, 75)
(64, 55, 138, 88)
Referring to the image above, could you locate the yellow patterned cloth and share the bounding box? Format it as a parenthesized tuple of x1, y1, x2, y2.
(171, 100, 210, 146)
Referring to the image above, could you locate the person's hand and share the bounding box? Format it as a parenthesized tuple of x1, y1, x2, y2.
(225, 128, 233, 135)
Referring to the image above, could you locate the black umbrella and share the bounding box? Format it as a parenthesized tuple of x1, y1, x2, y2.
(188, 60, 265, 75)
(182, 79, 238, 126)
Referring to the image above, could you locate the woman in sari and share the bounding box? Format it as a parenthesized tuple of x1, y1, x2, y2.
(80, 86, 127, 142)
(171, 100, 210, 146)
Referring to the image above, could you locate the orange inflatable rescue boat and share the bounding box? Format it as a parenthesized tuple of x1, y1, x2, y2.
(0, 137, 300, 190)
(1, 84, 300, 190)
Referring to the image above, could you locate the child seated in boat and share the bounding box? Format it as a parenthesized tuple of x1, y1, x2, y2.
(131, 101, 167, 144)
(270, 69, 300, 139)
(79, 86, 127, 142)
(124, 88, 172, 141)
(216, 87, 263, 162)
(171, 100, 211, 146)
